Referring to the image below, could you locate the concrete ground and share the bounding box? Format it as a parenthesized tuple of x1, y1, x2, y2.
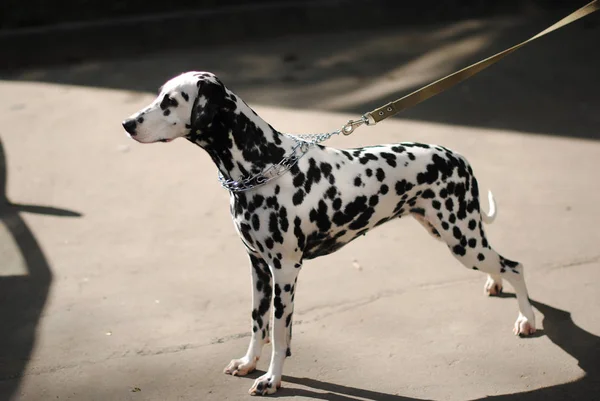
(1, 13, 599, 401)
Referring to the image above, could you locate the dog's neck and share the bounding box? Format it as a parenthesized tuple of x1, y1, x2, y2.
(187, 98, 298, 182)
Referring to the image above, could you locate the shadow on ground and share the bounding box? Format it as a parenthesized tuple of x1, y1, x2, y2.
(1, 9, 599, 140)
(241, 297, 599, 401)
(0, 137, 82, 400)
(0, 6, 598, 400)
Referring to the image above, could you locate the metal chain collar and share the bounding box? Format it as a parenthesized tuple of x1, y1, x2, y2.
(218, 139, 310, 192)
(218, 116, 370, 192)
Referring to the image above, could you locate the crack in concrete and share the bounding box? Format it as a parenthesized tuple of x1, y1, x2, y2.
(294, 254, 600, 324)
(295, 275, 482, 324)
(544, 254, 600, 271)
(5, 255, 597, 382)
(292, 253, 600, 324)
(1, 332, 252, 381)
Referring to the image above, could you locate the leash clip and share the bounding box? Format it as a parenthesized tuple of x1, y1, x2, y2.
(341, 115, 371, 136)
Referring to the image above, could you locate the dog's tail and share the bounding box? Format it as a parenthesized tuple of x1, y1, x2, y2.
(482, 190, 497, 224)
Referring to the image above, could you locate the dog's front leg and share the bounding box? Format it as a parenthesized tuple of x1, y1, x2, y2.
(224, 253, 272, 376)
(249, 261, 301, 396)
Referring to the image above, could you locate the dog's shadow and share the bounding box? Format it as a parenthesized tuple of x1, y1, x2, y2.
(243, 295, 599, 400)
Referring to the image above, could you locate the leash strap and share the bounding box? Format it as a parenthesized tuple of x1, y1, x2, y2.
(363, 0, 599, 125)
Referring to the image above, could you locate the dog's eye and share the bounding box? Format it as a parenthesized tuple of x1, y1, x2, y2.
(160, 94, 178, 110)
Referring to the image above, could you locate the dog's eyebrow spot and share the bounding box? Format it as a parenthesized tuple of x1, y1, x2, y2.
(160, 94, 179, 110)
(163, 109, 171, 116)
(160, 94, 170, 110)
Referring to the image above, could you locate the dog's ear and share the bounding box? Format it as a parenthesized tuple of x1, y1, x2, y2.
(189, 79, 227, 135)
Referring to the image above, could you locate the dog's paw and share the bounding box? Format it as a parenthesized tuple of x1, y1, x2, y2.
(224, 356, 257, 376)
(249, 373, 281, 396)
(484, 275, 503, 296)
(513, 313, 536, 336)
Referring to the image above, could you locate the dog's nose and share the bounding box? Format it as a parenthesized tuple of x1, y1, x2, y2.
(122, 119, 137, 135)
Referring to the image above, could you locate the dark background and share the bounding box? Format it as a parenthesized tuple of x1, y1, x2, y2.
(0, 0, 577, 29)
(0, 0, 591, 71)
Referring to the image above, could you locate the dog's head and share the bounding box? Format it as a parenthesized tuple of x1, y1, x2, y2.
(122, 71, 234, 144)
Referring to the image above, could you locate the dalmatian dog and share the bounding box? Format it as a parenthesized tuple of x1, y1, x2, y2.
(122, 71, 536, 396)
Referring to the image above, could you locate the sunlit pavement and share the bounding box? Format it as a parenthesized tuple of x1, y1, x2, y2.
(1, 16, 599, 401)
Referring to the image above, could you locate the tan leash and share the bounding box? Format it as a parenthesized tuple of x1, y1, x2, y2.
(340, 0, 600, 135)
(223, 1, 598, 192)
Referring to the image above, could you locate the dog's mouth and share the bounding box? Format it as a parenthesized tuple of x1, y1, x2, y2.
(126, 134, 174, 144)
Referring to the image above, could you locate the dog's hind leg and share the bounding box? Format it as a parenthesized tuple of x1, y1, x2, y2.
(224, 253, 272, 376)
(445, 228, 535, 335)
(484, 273, 504, 296)
(420, 180, 535, 336)
(249, 260, 301, 396)
(500, 260, 536, 336)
